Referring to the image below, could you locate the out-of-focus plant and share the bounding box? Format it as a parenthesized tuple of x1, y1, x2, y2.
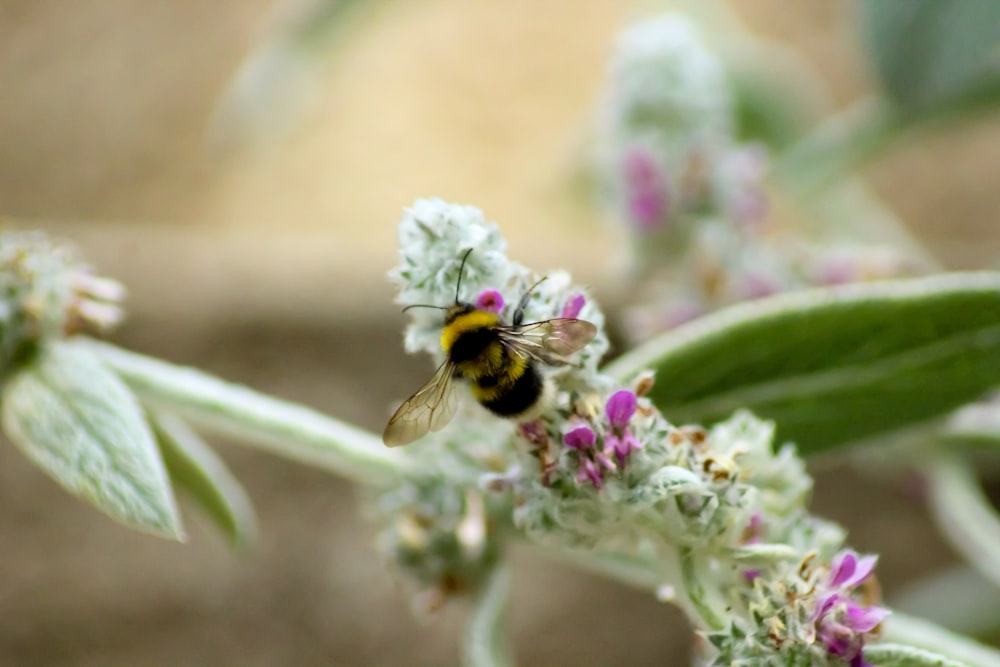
(590, 4, 1000, 661)
(5, 3, 1000, 666)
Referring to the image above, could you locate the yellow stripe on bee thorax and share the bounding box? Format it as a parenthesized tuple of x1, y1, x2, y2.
(440, 309, 502, 353)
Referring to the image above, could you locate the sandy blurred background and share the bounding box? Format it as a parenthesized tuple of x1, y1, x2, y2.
(2, 1, 1000, 665)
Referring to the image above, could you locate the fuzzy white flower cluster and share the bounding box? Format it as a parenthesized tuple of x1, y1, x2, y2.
(603, 15, 732, 152)
(389, 197, 608, 372)
(595, 16, 930, 346)
(597, 15, 747, 241)
(0, 232, 123, 375)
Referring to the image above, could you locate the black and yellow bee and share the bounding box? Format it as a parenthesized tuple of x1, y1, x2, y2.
(382, 250, 597, 447)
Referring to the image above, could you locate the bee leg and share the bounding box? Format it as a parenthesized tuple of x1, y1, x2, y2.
(513, 276, 549, 325)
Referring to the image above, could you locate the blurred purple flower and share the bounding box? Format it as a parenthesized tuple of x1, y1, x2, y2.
(561, 293, 586, 319)
(476, 289, 505, 313)
(623, 146, 671, 232)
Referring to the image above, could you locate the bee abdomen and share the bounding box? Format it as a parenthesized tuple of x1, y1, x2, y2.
(478, 365, 543, 417)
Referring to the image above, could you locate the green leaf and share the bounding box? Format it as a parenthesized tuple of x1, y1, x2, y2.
(606, 273, 1000, 456)
(152, 411, 257, 548)
(864, 643, 970, 667)
(860, 0, 1000, 119)
(1, 339, 182, 539)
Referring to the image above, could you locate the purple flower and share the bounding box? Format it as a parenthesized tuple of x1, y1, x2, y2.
(577, 458, 604, 489)
(829, 550, 879, 589)
(605, 430, 642, 469)
(563, 423, 596, 449)
(561, 293, 586, 319)
(605, 390, 637, 428)
(593, 449, 617, 474)
(623, 146, 671, 232)
(812, 550, 888, 666)
(604, 390, 642, 467)
(476, 289, 505, 313)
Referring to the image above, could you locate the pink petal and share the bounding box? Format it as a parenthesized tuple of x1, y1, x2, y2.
(563, 423, 596, 449)
(847, 604, 889, 633)
(560, 293, 586, 319)
(605, 390, 637, 428)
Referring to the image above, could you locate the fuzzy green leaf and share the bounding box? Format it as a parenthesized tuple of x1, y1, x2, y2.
(1, 340, 182, 539)
(607, 273, 1000, 456)
(864, 643, 970, 667)
(860, 0, 1000, 120)
(152, 411, 257, 548)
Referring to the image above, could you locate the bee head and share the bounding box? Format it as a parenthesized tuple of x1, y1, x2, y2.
(444, 302, 477, 326)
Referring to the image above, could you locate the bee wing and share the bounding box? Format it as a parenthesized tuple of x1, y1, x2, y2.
(498, 318, 598, 366)
(382, 360, 459, 447)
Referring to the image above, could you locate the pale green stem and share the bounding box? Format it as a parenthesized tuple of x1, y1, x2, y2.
(882, 613, 1000, 667)
(679, 547, 727, 631)
(892, 565, 1000, 639)
(463, 564, 514, 667)
(771, 97, 900, 199)
(923, 451, 1000, 592)
(530, 543, 701, 626)
(78, 338, 414, 485)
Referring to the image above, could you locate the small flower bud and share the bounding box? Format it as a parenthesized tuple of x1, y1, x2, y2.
(606, 390, 638, 428)
(563, 422, 596, 449)
(0, 232, 124, 377)
(475, 288, 505, 313)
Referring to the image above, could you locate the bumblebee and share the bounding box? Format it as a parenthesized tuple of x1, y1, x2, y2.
(382, 250, 597, 447)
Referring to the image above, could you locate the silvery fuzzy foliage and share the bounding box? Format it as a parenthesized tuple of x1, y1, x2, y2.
(373, 472, 502, 610)
(377, 199, 865, 644)
(597, 15, 739, 241)
(603, 15, 732, 155)
(512, 402, 821, 557)
(0, 232, 123, 376)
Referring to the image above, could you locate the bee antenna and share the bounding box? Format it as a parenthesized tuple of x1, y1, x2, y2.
(401, 303, 447, 313)
(454, 248, 474, 304)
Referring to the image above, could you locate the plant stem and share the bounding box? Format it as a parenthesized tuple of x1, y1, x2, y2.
(463, 564, 514, 667)
(79, 338, 413, 486)
(771, 97, 900, 199)
(924, 451, 1000, 592)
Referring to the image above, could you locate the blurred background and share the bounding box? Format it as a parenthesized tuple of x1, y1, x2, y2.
(2, 1, 1000, 664)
